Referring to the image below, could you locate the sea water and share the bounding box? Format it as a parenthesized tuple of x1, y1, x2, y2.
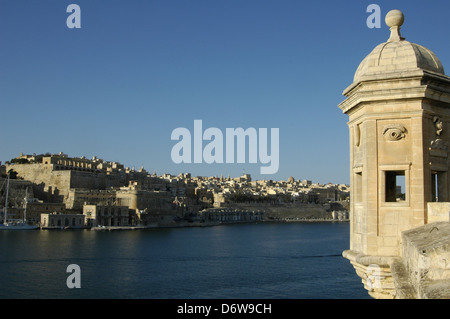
(0, 222, 369, 299)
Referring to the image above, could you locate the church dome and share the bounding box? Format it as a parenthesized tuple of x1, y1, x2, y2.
(354, 10, 445, 82)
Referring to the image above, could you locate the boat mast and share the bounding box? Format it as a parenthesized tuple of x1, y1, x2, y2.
(4, 172, 10, 225)
(24, 187, 28, 223)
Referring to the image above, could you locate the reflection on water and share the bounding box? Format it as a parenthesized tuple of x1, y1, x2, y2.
(0, 223, 369, 299)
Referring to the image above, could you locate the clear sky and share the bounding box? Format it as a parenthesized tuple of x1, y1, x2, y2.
(1, 0, 450, 184)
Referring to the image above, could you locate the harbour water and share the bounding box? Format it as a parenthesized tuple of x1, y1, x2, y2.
(0, 222, 369, 299)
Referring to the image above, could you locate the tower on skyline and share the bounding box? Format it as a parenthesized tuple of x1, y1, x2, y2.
(340, 10, 450, 298)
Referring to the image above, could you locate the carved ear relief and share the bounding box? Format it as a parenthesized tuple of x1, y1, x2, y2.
(433, 116, 443, 136)
(354, 124, 361, 147)
(382, 124, 407, 141)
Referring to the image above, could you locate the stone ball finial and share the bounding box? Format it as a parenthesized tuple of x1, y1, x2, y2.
(385, 9, 404, 28)
(386, 10, 405, 42)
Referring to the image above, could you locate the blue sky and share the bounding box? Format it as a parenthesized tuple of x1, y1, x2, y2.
(1, 0, 450, 184)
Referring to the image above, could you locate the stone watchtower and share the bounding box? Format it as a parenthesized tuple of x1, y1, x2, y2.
(340, 10, 450, 298)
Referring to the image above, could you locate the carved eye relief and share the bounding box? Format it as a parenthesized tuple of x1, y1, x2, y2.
(383, 125, 407, 141)
(388, 130, 403, 140)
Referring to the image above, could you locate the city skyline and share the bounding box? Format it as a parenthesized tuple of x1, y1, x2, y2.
(1, 1, 450, 184)
(3, 151, 343, 185)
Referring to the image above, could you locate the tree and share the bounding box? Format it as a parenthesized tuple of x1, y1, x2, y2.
(10, 158, 28, 164)
(7, 170, 18, 179)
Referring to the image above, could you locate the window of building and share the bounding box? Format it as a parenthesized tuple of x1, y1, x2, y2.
(385, 170, 405, 202)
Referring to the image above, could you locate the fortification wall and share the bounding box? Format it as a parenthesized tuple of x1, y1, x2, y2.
(0, 177, 35, 206)
(6, 164, 71, 203)
(69, 170, 127, 190)
(6, 163, 128, 204)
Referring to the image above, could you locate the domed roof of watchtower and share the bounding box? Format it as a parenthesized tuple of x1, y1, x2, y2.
(354, 10, 445, 83)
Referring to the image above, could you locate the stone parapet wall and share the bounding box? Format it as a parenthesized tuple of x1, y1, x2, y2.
(427, 202, 450, 223)
(400, 221, 450, 298)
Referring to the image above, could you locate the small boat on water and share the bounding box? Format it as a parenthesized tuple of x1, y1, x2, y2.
(0, 173, 39, 230)
(0, 221, 39, 230)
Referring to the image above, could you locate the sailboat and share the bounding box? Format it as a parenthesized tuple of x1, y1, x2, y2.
(0, 173, 39, 230)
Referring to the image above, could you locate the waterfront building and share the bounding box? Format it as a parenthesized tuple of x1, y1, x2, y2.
(200, 208, 264, 224)
(115, 181, 184, 225)
(331, 210, 349, 221)
(340, 10, 450, 298)
(2, 202, 66, 225)
(66, 188, 117, 210)
(40, 212, 86, 229)
(25, 201, 66, 224)
(83, 204, 130, 227)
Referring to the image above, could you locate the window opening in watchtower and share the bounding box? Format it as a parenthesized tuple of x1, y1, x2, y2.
(385, 170, 405, 202)
(355, 172, 362, 203)
(431, 171, 446, 202)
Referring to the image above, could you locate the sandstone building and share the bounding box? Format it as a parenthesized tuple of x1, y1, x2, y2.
(83, 204, 130, 227)
(40, 212, 85, 229)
